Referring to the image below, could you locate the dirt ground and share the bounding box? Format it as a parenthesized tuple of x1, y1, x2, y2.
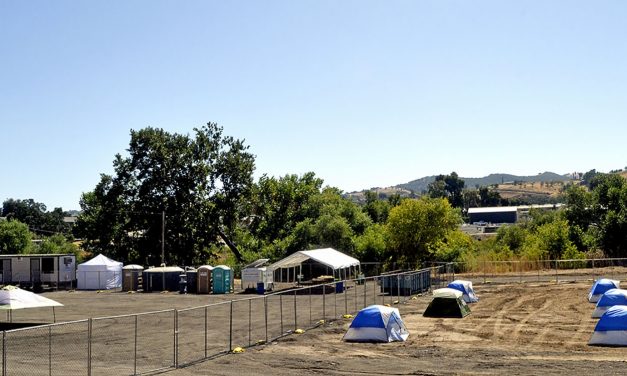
(5, 281, 627, 376)
(178, 281, 626, 376)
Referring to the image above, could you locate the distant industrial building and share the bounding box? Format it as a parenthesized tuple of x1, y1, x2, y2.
(467, 204, 563, 224)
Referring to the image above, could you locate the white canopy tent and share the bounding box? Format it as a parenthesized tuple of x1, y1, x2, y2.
(0, 285, 63, 322)
(77, 254, 123, 290)
(270, 248, 361, 283)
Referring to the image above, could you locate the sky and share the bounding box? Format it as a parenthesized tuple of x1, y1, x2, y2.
(1, 1, 626, 211)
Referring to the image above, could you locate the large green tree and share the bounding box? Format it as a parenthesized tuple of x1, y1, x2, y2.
(0, 220, 32, 254)
(386, 197, 462, 266)
(75, 123, 255, 265)
(427, 172, 465, 208)
(2, 199, 70, 236)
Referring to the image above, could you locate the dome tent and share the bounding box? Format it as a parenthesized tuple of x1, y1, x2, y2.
(77, 254, 123, 290)
(592, 289, 627, 318)
(589, 305, 627, 346)
(343, 305, 409, 343)
(423, 288, 471, 318)
(589, 278, 620, 303)
(447, 280, 479, 303)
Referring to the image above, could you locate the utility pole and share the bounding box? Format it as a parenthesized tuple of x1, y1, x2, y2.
(161, 211, 165, 266)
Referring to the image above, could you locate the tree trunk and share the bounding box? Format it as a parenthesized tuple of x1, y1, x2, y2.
(217, 227, 244, 262)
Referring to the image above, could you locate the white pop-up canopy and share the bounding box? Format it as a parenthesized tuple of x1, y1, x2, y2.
(0, 285, 63, 322)
(270, 248, 360, 282)
(77, 254, 123, 290)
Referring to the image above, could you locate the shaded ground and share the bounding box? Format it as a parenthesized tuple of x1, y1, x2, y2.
(178, 281, 626, 376)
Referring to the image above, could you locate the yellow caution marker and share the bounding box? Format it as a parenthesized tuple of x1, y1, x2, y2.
(342, 314, 353, 319)
(411, 296, 418, 300)
(294, 329, 305, 334)
(256, 339, 266, 345)
(384, 304, 391, 307)
(317, 319, 325, 325)
(232, 347, 245, 353)
(393, 300, 399, 305)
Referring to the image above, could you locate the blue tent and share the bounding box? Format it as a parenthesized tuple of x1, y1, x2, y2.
(447, 280, 479, 303)
(589, 305, 627, 346)
(588, 278, 620, 303)
(343, 305, 409, 342)
(592, 289, 627, 318)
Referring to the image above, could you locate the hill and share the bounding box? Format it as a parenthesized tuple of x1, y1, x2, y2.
(397, 172, 570, 193)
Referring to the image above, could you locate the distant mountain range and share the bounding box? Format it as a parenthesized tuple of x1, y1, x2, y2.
(397, 172, 571, 194)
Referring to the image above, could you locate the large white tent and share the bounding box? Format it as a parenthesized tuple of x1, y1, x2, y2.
(77, 254, 123, 290)
(270, 248, 360, 283)
(0, 285, 63, 322)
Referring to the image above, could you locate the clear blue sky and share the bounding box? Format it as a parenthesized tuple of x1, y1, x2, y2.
(1, 1, 626, 210)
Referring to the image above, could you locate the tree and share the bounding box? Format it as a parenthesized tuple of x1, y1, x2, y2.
(354, 224, 387, 262)
(75, 123, 255, 265)
(386, 197, 462, 266)
(2, 199, 70, 236)
(427, 172, 465, 208)
(0, 220, 32, 254)
(591, 174, 627, 258)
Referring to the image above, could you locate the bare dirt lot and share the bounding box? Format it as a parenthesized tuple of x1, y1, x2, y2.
(5, 280, 627, 376)
(178, 281, 626, 376)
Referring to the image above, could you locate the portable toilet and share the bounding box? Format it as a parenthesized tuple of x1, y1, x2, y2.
(186, 268, 198, 294)
(212, 265, 232, 294)
(122, 264, 144, 292)
(197, 265, 213, 294)
(143, 266, 185, 292)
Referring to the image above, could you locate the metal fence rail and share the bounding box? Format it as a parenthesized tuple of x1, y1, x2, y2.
(0, 268, 434, 376)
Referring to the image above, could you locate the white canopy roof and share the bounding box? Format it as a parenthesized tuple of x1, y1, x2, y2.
(270, 248, 360, 270)
(0, 285, 63, 310)
(78, 254, 123, 271)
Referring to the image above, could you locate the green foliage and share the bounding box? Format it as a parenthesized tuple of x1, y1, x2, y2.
(75, 123, 255, 265)
(2, 199, 72, 236)
(386, 197, 461, 265)
(363, 191, 391, 224)
(521, 219, 577, 260)
(432, 230, 475, 263)
(34, 234, 82, 260)
(427, 172, 465, 208)
(0, 220, 32, 254)
(495, 225, 527, 254)
(354, 224, 387, 262)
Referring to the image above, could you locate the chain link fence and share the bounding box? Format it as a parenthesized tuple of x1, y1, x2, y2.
(0, 267, 434, 375)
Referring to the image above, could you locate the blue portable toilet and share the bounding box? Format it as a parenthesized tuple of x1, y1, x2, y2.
(212, 265, 232, 294)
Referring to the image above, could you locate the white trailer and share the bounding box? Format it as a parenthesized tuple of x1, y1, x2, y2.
(241, 259, 273, 292)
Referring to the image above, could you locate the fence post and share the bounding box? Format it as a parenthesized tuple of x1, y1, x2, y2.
(554, 260, 558, 283)
(309, 287, 312, 327)
(134, 315, 138, 376)
(229, 301, 233, 352)
(483, 260, 486, 284)
(293, 290, 297, 330)
(279, 294, 284, 334)
(334, 282, 337, 319)
(87, 318, 92, 376)
(3, 330, 6, 376)
(322, 284, 326, 323)
(397, 275, 400, 303)
(248, 299, 252, 347)
(264, 296, 268, 343)
(48, 326, 52, 376)
(204, 306, 208, 358)
(344, 281, 348, 315)
(173, 310, 178, 368)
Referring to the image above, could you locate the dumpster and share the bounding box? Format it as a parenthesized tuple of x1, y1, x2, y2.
(143, 266, 184, 292)
(197, 265, 213, 294)
(212, 265, 232, 294)
(256, 282, 265, 295)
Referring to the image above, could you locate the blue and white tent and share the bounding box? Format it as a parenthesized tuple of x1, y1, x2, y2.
(447, 280, 479, 303)
(589, 305, 627, 346)
(588, 278, 620, 303)
(343, 305, 409, 343)
(592, 289, 627, 318)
